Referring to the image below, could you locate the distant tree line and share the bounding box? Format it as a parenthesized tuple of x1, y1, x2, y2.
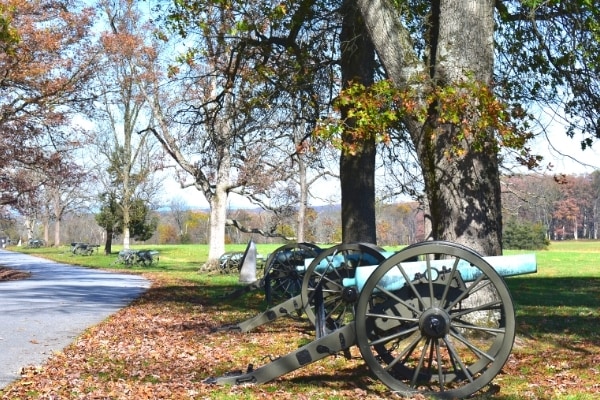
(3, 200, 425, 248)
(3, 170, 598, 249)
(501, 171, 600, 242)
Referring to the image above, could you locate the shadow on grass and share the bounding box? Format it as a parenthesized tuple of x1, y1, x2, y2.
(507, 276, 600, 343)
(139, 275, 600, 339)
(137, 281, 270, 313)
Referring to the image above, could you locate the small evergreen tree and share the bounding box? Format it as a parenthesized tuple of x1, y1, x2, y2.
(95, 192, 121, 255)
(128, 199, 158, 242)
(95, 194, 158, 254)
(503, 219, 550, 250)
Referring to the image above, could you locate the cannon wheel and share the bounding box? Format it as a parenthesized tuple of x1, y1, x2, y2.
(355, 241, 515, 399)
(301, 243, 387, 332)
(263, 243, 321, 305)
(218, 252, 243, 274)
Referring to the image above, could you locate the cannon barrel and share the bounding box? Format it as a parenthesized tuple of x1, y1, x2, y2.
(299, 250, 395, 273)
(343, 253, 537, 292)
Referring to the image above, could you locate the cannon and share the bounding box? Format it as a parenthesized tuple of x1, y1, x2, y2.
(221, 242, 322, 304)
(70, 242, 100, 256)
(113, 249, 159, 267)
(262, 242, 322, 303)
(207, 241, 537, 399)
(219, 242, 385, 333)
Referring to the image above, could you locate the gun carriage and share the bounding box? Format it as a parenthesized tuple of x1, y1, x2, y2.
(70, 242, 100, 255)
(210, 241, 537, 398)
(113, 249, 159, 267)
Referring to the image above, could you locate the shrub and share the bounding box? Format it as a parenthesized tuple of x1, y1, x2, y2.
(503, 219, 550, 250)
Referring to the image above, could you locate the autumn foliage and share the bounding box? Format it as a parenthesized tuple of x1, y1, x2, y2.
(315, 77, 538, 167)
(0, 0, 95, 204)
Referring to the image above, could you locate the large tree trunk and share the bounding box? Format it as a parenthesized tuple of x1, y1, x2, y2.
(122, 226, 131, 249)
(207, 183, 228, 269)
(204, 141, 232, 269)
(426, 0, 501, 255)
(357, 0, 501, 255)
(24, 217, 35, 241)
(339, 0, 378, 244)
(52, 190, 62, 247)
(42, 217, 49, 244)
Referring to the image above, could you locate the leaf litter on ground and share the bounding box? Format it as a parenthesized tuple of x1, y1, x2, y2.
(1, 272, 599, 400)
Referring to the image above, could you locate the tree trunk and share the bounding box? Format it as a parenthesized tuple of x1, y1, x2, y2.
(53, 219, 60, 247)
(52, 190, 62, 247)
(25, 217, 35, 241)
(358, 0, 501, 255)
(339, 0, 378, 244)
(427, 0, 500, 255)
(297, 156, 307, 242)
(104, 227, 113, 255)
(42, 217, 49, 244)
(418, 130, 502, 255)
(205, 141, 232, 269)
(123, 226, 131, 249)
(122, 151, 132, 250)
(207, 182, 228, 269)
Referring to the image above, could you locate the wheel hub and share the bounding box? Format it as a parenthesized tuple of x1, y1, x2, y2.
(341, 285, 359, 303)
(419, 307, 450, 338)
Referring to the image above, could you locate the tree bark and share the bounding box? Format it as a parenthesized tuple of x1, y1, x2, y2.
(297, 155, 307, 242)
(104, 227, 113, 255)
(358, 0, 501, 255)
(339, 0, 378, 244)
(207, 182, 228, 268)
(205, 127, 232, 268)
(53, 219, 61, 247)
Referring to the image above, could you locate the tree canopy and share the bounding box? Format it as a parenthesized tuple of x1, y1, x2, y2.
(0, 0, 96, 205)
(2, 0, 600, 253)
(496, 0, 600, 149)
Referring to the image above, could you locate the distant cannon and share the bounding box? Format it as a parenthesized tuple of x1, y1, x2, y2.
(70, 242, 100, 256)
(113, 249, 159, 267)
(209, 241, 537, 399)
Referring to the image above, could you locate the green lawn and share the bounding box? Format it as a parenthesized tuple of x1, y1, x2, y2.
(505, 241, 600, 340)
(5, 240, 600, 399)
(13, 240, 600, 342)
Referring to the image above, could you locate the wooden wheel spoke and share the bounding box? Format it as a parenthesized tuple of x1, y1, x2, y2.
(448, 330, 497, 363)
(443, 337, 475, 383)
(382, 332, 423, 371)
(451, 322, 504, 335)
(438, 257, 461, 307)
(367, 321, 420, 347)
(411, 338, 432, 387)
(435, 340, 445, 391)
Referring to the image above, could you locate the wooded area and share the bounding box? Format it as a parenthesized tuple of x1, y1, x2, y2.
(2, 1, 600, 262)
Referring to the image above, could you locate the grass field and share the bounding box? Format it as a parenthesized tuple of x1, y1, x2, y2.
(2, 240, 600, 399)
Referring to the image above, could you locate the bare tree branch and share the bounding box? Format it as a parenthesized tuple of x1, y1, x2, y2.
(225, 218, 295, 241)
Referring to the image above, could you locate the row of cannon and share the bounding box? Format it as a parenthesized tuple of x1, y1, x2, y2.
(209, 241, 537, 399)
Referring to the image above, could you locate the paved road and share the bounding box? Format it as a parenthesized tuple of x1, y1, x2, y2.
(0, 249, 151, 389)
